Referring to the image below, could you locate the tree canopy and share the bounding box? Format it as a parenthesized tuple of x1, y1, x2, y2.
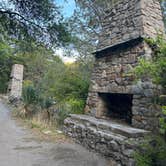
(0, 0, 71, 47)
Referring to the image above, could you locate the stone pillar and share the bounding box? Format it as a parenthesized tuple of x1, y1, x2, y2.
(8, 64, 24, 101)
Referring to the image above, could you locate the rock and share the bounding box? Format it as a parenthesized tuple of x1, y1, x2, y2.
(144, 89, 154, 97)
(123, 149, 134, 157)
(109, 140, 119, 151)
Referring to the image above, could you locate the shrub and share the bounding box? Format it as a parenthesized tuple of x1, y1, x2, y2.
(23, 85, 38, 105)
(134, 36, 166, 88)
(160, 106, 166, 140)
(134, 137, 166, 166)
(133, 36, 166, 166)
(54, 102, 71, 126)
(53, 98, 85, 126)
(66, 98, 85, 114)
(22, 86, 38, 117)
(39, 97, 54, 109)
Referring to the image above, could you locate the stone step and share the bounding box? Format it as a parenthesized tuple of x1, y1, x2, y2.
(64, 114, 149, 165)
(68, 114, 150, 138)
(65, 117, 127, 142)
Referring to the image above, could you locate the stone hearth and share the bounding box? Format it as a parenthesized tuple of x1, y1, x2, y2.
(64, 115, 149, 165)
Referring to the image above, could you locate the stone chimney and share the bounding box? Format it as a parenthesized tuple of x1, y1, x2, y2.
(98, 0, 164, 51)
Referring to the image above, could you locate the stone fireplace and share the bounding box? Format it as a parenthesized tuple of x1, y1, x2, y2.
(97, 93, 133, 124)
(64, 0, 165, 165)
(85, 38, 164, 131)
(84, 0, 165, 131)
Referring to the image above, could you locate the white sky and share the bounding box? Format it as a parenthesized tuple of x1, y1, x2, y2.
(55, 48, 77, 63)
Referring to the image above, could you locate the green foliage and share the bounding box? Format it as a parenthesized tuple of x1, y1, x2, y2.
(134, 137, 166, 166)
(35, 59, 91, 125)
(21, 53, 91, 125)
(66, 98, 85, 114)
(54, 98, 85, 126)
(134, 58, 155, 80)
(134, 35, 166, 165)
(54, 102, 71, 126)
(39, 59, 90, 102)
(0, 0, 71, 46)
(134, 36, 166, 88)
(0, 39, 22, 93)
(160, 106, 166, 135)
(39, 97, 54, 109)
(22, 81, 38, 105)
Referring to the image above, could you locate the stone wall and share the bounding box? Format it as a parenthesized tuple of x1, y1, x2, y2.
(8, 64, 24, 100)
(85, 39, 162, 131)
(64, 115, 149, 166)
(98, 0, 164, 50)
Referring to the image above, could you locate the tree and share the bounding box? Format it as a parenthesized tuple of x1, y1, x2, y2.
(67, 0, 119, 57)
(0, 39, 22, 93)
(0, 0, 71, 47)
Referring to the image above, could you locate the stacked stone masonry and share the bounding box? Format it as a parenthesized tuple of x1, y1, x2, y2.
(85, 39, 162, 131)
(8, 64, 24, 99)
(64, 115, 150, 166)
(98, 0, 164, 50)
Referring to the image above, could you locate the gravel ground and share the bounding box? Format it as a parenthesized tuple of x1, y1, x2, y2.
(0, 100, 110, 166)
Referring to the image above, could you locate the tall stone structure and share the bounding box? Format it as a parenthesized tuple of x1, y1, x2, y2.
(8, 64, 24, 100)
(64, 0, 165, 165)
(85, 0, 164, 131)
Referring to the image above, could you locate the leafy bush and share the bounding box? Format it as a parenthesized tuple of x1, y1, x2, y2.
(135, 137, 166, 166)
(54, 102, 71, 126)
(134, 36, 166, 166)
(160, 106, 166, 140)
(66, 98, 85, 114)
(0, 40, 22, 93)
(22, 81, 38, 105)
(134, 58, 155, 80)
(39, 97, 54, 109)
(134, 36, 166, 88)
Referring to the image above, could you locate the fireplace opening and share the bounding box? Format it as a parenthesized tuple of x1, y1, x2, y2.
(98, 93, 133, 124)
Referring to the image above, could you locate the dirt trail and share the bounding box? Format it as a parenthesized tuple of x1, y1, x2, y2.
(0, 100, 109, 166)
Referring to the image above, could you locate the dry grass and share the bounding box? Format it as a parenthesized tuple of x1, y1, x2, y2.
(12, 107, 72, 143)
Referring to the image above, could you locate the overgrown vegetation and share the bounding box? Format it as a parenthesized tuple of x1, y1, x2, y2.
(134, 137, 166, 166)
(21, 57, 91, 125)
(0, 39, 23, 93)
(0, 0, 71, 46)
(134, 36, 166, 166)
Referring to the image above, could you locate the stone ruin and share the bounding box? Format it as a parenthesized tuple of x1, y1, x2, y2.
(64, 0, 164, 165)
(8, 64, 24, 101)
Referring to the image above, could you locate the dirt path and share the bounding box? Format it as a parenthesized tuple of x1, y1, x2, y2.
(0, 100, 109, 166)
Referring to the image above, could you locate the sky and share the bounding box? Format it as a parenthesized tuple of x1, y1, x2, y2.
(55, 0, 77, 63)
(55, 48, 78, 63)
(56, 0, 76, 18)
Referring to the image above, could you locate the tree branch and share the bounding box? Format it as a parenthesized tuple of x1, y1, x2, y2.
(0, 9, 46, 31)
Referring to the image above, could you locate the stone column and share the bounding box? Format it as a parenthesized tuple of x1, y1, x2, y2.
(8, 64, 24, 101)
